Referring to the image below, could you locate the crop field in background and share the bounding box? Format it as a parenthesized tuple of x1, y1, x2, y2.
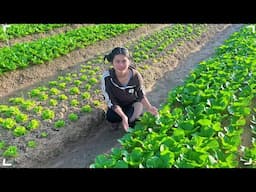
(0, 24, 254, 168)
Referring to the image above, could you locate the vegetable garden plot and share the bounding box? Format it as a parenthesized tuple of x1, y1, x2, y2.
(91, 24, 256, 168)
(0, 24, 141, 74)
(0, 24, 238, 167)
(0, 24, 66, 41)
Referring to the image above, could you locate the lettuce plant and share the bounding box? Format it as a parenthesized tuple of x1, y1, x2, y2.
(68, 113, 78, 121)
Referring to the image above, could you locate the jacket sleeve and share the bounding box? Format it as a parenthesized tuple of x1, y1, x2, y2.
(135, 71, 146, 102)
(101, 71, 119, 110)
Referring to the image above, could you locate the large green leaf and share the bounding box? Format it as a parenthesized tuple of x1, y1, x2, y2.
(146, 156, 162, 168)
(179, 120, 194, 130)
(191, 135, 205, 147)
(111, 148, 124, 160)
(205, 140, 219, 151)
(175, 150, 208, 168)
(172, 107, 183, 117)
(212, 122, 222, 131)
(124, 147, 144, 167)
(212, 97, 229, 112)
(238, 85, 252, 97)
(183, 83, 197, 94)
(220, 135, 240, 152)
(160, 150, 175, 167)
(179, 120, 200, 135)
(146, 150, 174, 168)
(197, 119, 211, 127)
(231, 116, 246, 127)
(94, 155, 116, 168)
(172, 128, 185, 141)
(114, 160, 129, 168)
(199, 126, 215, 137)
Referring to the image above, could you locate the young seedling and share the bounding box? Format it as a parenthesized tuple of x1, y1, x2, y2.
(81, 105, 92, 113)
(50, 88, 60, 95)
(27, 140, 37, 148)
(84, 84, 91, 91)
(54, 120, 65, 128)
(40, 131, 48, 138)
(58, 82, 66, 89)
(58, 94, 68, 101)
(15, 113, 28, 123)
(33, 106, 43, 114)
(9, 97, 24, 105)
(1, 118, 16, 130)
(88, 78, 98, 85)
(68, 113, 78, 122)
(82, 92, 91, 100)
(49, 81, 58, 87)
(49, 99, 58, 106)
(27, 119, 40, 131)
(29, 88, 42, 98)
(70, 99, 79, 107)
(21, 100, 36, 111)
(13, 126, 27, 137)
(0, 140, 5, 149)
(3, 146, 18, 158)
(74, 80, 82, 86)
(70, 87, 80, 95)
(39, 93, 48, 101)
(42, 109, 55, 120)
(93, 100, 101, 107)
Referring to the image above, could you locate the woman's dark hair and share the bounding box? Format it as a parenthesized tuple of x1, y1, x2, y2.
(104, 47, 131, 63)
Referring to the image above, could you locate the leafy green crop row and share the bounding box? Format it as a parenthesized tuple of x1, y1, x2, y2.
(0, 62, 102, 159)
(0, 24, 65, 41)
(91, 24, 256, 168)
(130, 24, 207, 64)
(241, 99, 256, 167)
(0, 24, 141, 74)
(88, 24, 208, 70)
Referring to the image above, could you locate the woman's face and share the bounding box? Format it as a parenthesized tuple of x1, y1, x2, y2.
(113, 54, 130, 73)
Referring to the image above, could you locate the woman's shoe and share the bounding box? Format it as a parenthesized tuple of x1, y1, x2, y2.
(129, 119, 140, 128)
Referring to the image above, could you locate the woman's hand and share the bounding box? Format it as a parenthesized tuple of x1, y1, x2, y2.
(122, 116, 129, 132)
(141, 97, 158, 116)
(148, 105, 158, 116)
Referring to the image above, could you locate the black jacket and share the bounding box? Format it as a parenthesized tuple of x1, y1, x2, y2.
(101, 66, 145, 110)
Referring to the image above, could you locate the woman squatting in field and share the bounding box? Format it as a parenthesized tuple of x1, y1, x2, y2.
(101, 47, 158, 132)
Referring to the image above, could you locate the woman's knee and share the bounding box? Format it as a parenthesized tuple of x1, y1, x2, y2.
(106, 108, 122, 123)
